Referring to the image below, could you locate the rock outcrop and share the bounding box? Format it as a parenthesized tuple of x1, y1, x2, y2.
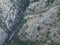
(0, 0, 60, 45)
(0, 0, 30, 45)
(18, 0, 60, 45)
(0, 27, 7, 45)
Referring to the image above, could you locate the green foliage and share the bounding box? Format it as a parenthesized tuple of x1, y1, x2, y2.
(37, 26, 41, 31)
(57, 7, 60, 17)
(48, 41, 60, 45)
(47, 0, 54, 3)
(46, 30, 50, 37)
(47, 0, 50, 3)
(19, 0, 30, 11)
(46, 0, 54, 5)
(57, 6, 60, 22)
(10, 37, 35, 45)
(31, 0, 39, 3)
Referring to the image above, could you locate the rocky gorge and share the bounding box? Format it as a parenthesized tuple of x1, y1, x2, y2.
(0, 0, 60, 45)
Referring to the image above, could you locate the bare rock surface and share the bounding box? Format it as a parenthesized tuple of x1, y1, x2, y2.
(0, 27, 7, 45)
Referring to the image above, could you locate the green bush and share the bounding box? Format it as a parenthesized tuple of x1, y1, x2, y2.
(19, 0, 30, 11)
(57, 6, 60, 22)
(47, 0, 54, 5)
(57, 7, 60, 17)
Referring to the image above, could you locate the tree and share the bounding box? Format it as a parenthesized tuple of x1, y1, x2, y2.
(19, 0, 30, 11)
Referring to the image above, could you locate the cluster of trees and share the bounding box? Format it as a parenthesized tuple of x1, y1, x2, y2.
(31, 0, 39, 3)
(57, 6, 60, 21)
(47, 0, 54, 4)
(45, 0, 54, 6)
(19, 0, 30, 11)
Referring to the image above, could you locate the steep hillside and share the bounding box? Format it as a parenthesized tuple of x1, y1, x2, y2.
(18, 0, 60, 45)
(0, 0, 29, 45)
(0, 0, 60, 45)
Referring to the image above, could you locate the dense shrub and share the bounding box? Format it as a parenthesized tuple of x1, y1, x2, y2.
(19, 0, 30, 11)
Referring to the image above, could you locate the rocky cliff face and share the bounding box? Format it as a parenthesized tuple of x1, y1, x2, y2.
(0, 27, 7, 45)
(0, 0, 60, 45)
(18, 0, 60, 45)
(0, 0, 26, 45)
